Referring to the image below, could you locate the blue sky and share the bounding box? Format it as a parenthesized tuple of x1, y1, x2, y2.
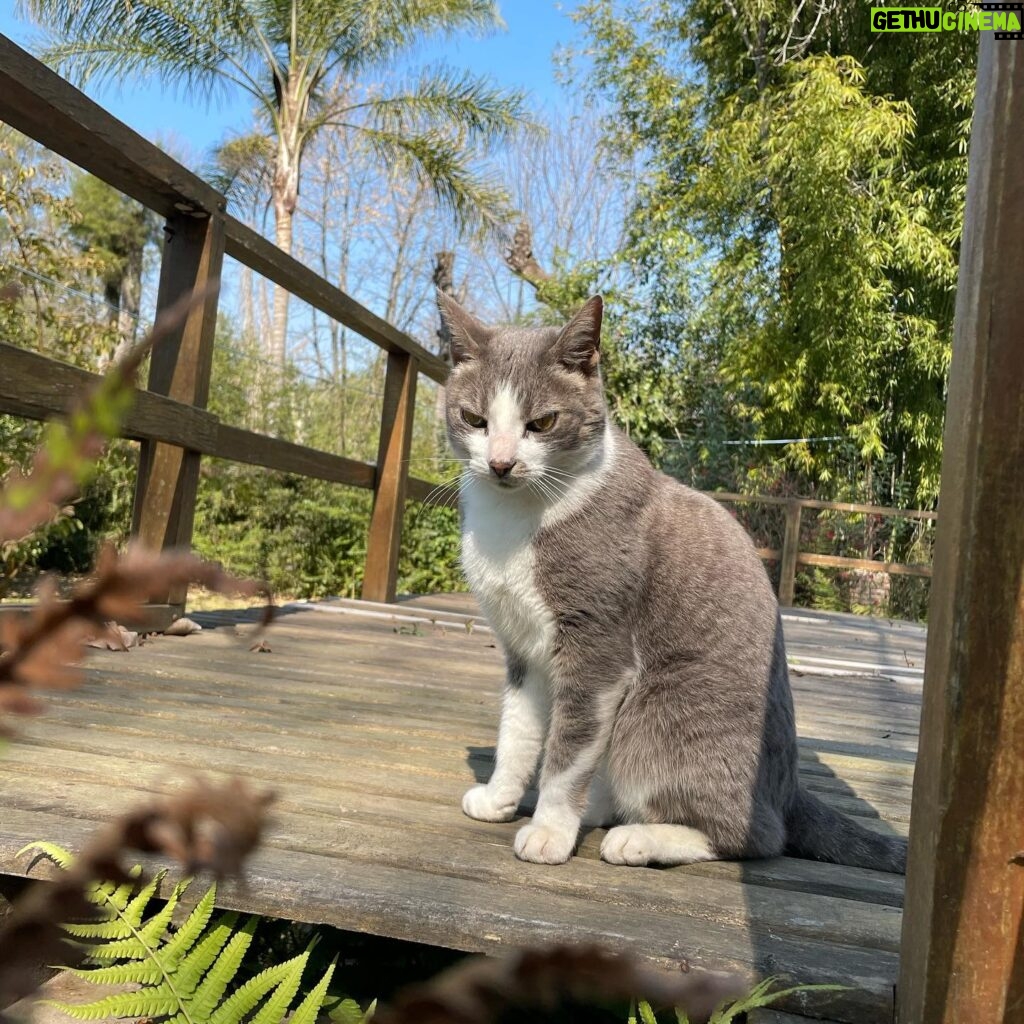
(0, 2, 584, 167)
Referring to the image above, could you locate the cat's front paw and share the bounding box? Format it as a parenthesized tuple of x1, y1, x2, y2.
(462, 784, 518, 822)
(513, 823, 575, 864)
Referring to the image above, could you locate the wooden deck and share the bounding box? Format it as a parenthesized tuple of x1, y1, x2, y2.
(0, 597, 925, 1024)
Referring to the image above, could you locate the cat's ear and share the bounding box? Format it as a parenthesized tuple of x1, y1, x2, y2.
(437, 290, 490, 366)
(553, 295, 603, 376)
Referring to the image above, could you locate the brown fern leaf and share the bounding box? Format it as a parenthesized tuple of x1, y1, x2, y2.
(377, 944, 745, 1024)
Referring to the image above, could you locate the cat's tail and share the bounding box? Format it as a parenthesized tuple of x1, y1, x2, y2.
(785, 787, 907, 873)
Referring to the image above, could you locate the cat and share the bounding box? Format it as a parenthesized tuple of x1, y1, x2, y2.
(437, 291, 907, 873)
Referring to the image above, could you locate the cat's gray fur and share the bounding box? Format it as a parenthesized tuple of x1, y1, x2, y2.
(439, 291, 906, 873)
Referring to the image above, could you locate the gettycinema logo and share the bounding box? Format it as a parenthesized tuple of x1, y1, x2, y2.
(871, 2, 1023, 37)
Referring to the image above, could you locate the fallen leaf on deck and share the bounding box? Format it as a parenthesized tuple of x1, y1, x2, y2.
(250, 640, 272, 653)
(164, 617, 202, 636)
(84, 622, 139, 651)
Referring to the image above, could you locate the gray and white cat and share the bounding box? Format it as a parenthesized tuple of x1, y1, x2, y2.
(438, 292, 906, 873)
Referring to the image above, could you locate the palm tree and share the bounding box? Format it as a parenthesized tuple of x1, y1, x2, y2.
(22, 0, 529, 364)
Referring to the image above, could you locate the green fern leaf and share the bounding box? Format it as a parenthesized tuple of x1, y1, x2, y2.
(136, 879, 186, 945)
(163, 883, 218, 969)
(249, 953, 308, 1024)
(188, 915, 258, 1018)
(44, 990, 178, 1020)
(638, 1000, 659, 1024)
(290, 961, 337, 1024)
(18, 841, 75, 869)
(121, 871, 170, 929)
(174, 910, 242, 996)
(329, 997, 376, 1024)
(62, 918, 135, 941)
(66, 962, 165, 986)
(207, 960, 300, 1024)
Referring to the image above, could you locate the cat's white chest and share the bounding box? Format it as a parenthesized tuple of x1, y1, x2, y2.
(461, 488, 556, 668)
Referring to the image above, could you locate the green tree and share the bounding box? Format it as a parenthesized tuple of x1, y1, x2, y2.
(69, 173, 159, 361)
(22, 0, 530, 364)
(574, 0, 974, 503)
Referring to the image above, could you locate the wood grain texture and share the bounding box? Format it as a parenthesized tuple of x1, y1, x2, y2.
(363, 353, 418, 603)
(897, 36, 1024, 1024)
(0, 602, 917, 1024)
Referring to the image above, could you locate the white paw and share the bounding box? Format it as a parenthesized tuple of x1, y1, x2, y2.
(600, 824, 716, 867)
(601, 825, 655, 865)
(462, 784, 517, 822)
(513, 823, 575, 864)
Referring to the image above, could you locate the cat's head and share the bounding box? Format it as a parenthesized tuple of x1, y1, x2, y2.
(438, 293, 607, 492)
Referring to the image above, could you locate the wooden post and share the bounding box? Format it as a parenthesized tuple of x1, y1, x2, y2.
(897, 35, 1024, 1024)
(362, 351, 418, 603)
(131, 212, 225, 624)
(778, 499, 802, 607)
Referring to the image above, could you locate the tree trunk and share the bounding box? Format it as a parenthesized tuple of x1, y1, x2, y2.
(270, 192, 293, 366)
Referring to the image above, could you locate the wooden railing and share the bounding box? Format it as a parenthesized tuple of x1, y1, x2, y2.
(0, 35, 448, 621)
(704, 492, 936, 606)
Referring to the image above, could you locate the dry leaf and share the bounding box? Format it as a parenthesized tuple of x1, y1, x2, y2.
(164, 617, 202, 637)
(377, 944, 745, 1024)
(249, 639, 272, 653)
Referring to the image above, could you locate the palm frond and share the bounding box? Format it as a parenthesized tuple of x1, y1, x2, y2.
(23, 843, 339, 1024)
(327, 0, 503, 75)
(325, 66, 531, 145)
(343, 124, 514, 239)
(19, 0, 275, 112)
(207, 131, 275, 211)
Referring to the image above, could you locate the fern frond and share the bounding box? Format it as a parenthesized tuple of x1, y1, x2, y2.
(290, 960, 336, 1024)
(249, 952, 308, 1024)
(207, 959, 300, 1024)
(163, 882, 218, 969)
(18, 841, 75, 870)
(187, 914, 257, 1017)
(34, 838, 357, 1024)
(43, 991, 178, 1021)
(66, 962, 165, 986)
(122, 871, 171, 929)
(638, 1000, 659, 1024)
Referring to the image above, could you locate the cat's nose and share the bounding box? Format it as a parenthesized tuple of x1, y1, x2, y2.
(489, 459, 516, 479)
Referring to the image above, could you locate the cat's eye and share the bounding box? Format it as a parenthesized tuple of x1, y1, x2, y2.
(461, 409, 487, 428)
(526, 412, 558, 433)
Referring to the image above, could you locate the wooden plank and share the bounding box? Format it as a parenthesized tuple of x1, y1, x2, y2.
(706, 491, 937, 521)
(797, 553, 931, 579)
(0, 771, 903, 957)
(363, 352, 418, 602)
(211, 423, 376, 489)
(0, 341, 219, 449)
(779, 500, 803, 606)
(898, 34, 1024, 1024)
(0, 744, 905, 909)
(0, 350, 438, 496)
(131, 212, 224, 613)
(0, 808, 897, 1023)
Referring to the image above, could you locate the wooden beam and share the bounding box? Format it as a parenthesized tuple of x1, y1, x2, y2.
(0, 342, 219, 450)
(0, 35, 222, 220)
(131, 213, 225, 611)
(897, 35, 1024, 1024)
(362, 353, 418, 603)
(777, 500, 803, 607)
